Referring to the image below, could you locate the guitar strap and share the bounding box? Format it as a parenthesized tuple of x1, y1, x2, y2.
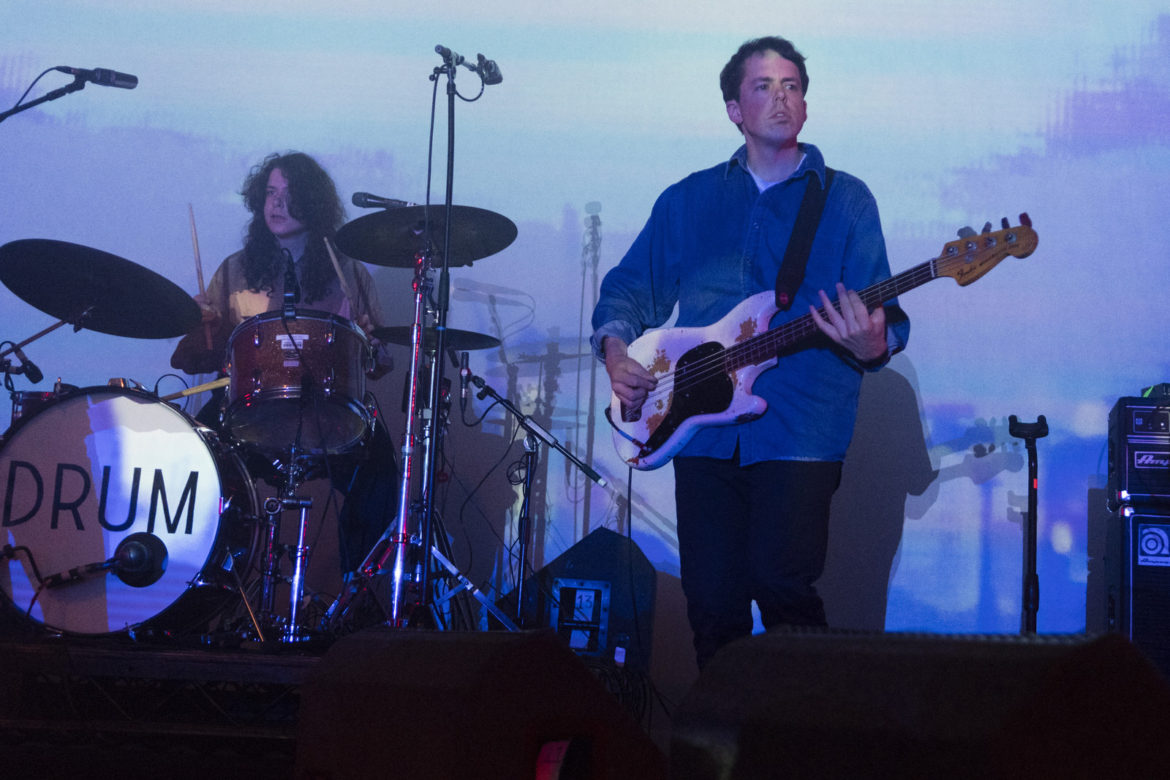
(774, 167, 835, 311)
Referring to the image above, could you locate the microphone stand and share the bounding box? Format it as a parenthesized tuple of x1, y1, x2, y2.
(382, 54, 459, 625)
(1009, 414, 1048, 634)
(0, 76, 86, 124)
(468, 372, 607, 625)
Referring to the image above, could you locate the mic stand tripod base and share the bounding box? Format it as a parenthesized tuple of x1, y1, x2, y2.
(429, 545, 519, 631)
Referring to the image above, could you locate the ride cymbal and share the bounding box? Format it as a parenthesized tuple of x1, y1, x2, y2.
(0, 239, 200, 339)
(336, 205, 517, 267)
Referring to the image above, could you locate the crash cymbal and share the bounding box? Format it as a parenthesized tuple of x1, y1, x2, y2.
(372, 325, 501, 352)
(336, 205, 517, 267)
(0, 239, 200, 339)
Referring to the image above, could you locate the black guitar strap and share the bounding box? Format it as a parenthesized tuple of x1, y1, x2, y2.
(774, 167, 835, 311)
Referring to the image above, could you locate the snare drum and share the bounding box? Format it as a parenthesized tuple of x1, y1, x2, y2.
(223, 309, 374, 456)
(0, 387, 257, 635)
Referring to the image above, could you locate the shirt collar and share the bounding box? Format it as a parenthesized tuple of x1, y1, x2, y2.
(725, 142, 826, 187)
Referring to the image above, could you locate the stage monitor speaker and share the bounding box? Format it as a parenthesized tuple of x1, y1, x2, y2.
(672, 629, 1170, 779)
(496, 527, 656, 673)
(294, 628, 666, 780)
(1107, 507, 1170, 678)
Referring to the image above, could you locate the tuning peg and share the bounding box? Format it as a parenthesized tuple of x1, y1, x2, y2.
(1001, 217, 1010, 229)
(1019, 212, 1032, 227)
(981, 222, 992, 234)
(957, 226, 976, 238)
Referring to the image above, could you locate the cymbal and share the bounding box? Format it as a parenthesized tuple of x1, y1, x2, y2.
(0, 239, 200, 339)
(336, 205, 517, 267)
(372, 326, 501, 352)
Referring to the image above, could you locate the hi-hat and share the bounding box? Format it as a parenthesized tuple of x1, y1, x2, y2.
(336, 205, 517, 267)
(372, 326, 500, 352)
(0, 239, 200, 339)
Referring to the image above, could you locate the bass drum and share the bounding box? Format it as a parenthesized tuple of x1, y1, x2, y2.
(0, 387, 257, 636)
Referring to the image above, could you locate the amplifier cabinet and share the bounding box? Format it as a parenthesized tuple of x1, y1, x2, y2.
(1108, 397, 1170, 510)
(1108, 508, 1170, 678)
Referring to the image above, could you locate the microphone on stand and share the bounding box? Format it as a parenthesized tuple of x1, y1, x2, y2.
(435, 45, 465, 66)
(459, 351, 471, 412)
(434, 45, 502, 86)
(352, 192, 418, 209)
(282, 247, 300, 317)
(42, 533, 169, 589)
(11, 346, 43, 384)
(112, 532, 169, 588)
(475, 54, 503, 85)
(54, 66, 138, 89)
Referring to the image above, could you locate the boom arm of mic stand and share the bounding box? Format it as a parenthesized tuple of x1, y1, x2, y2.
(0, 319, 71, 360)
(471, 376, 607, 487)
(0, 78, 86, 124)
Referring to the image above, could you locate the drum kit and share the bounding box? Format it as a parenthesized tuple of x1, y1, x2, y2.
(0, 201, 519, 645)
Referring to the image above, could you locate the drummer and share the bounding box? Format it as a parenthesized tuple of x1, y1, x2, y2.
(171, 151, 396, 574)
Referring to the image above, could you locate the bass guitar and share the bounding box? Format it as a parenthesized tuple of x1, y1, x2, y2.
(606, 215, 1038, 470)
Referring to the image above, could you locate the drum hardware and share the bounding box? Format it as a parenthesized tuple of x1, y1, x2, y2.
(257, 491, 316, 643)
(106, 376, 148, 391)
(7, 379, 71, 423)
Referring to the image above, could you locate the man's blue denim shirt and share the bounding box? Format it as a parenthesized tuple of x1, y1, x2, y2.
(592, 143, 910, 464)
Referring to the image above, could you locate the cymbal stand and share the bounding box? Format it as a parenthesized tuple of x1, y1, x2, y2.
(467, 371, 608, 625)
(378, 246, 435, 625)
(323, 330, 521, 632)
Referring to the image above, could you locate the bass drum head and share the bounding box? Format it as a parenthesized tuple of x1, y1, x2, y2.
(0, 388, 257, 636)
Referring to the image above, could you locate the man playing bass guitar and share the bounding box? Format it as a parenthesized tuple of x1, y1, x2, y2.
(591, 36, 910, 669)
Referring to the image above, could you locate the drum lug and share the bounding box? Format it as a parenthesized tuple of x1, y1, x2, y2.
(252, 329, 261, 348)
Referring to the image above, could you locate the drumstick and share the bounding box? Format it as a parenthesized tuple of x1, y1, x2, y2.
(160, 376, 230, 402)
(323, 236, 358, 314)
(188, 203, 213, 350)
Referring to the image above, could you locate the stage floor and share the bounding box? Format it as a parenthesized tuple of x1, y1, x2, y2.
(0, 635, 321, 780)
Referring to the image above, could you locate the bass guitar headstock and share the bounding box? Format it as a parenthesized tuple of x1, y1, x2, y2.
(935, 213, 1037, 287)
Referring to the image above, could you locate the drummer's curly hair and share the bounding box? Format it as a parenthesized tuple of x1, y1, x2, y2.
(240, 152, 345, 303)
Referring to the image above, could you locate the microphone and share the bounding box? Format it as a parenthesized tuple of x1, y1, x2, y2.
(282, 247, 300, 314)
(475, 53, 503, 85)
(55, 66, 138, 89)
(435, 45, 465, 66)
(112, 532, 169, 588)
(352, 192, 418, 209)
(459, 351, 471, 411)
(41, 533, 168, 589)
(11, 346, 43, 384)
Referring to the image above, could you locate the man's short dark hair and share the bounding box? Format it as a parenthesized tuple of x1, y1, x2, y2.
(719, 36, 809, 103)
